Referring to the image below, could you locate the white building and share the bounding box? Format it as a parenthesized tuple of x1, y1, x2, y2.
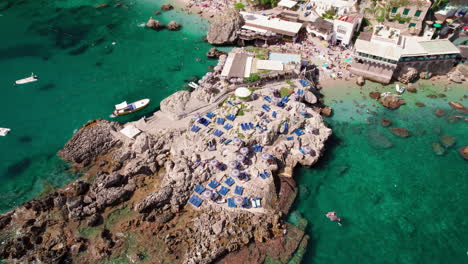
(332, 14, 362, 46)
(310, 0, 357, 16)
(240, 12, 304, 41)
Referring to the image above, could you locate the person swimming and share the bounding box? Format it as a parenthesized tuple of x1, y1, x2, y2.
(326, 211, 342, 226)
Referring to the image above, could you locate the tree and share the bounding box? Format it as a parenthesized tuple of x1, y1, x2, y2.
(234, 2, 245, 9)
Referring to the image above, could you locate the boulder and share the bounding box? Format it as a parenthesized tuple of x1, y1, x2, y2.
(369, 91, 380, 100)
(320, 106, 332, 117)
(161, 4, 173, 11)
(132, 134, 150, 154)
(415, 102, 425, 107)
(356, 76, 365, 86)
(87, 214, 102, 227)
(206, 9, 244, 45)
(407, 84, 417, 93)
(432, 142, 445, 156)
(379, 93, 405, 110)
(457, 146, 468, 160)
(160, 90, 191, 120)
(398, 67, 418, 84)
(304, 90, 317, 104)
(74, 181, 90, 196)
(135, 186, 173, 213)
(167, 21, 181, 31)
(448, 101, 468, 114)
(212, 219, 225, 235)
(146, 17, 164, 30)
(440, 135, 456, 148)
(389, 128, 410, 138)
(434, 109, 445, 117)
(419, 71, 432, 79)
(381, 119, 392, 127)
(448, 70, 464, 83)
(206, 48, 227, 59)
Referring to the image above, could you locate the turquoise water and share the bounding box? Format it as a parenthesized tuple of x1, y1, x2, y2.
(294, 83, 468, 264)
(0, 0, 215, 212)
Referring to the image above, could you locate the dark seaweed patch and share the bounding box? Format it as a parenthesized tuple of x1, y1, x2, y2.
(6, 158, 32, 176)
(68, 44, 89, 55)
(17, 136, 33, 143)
(38, 83, 55, 91)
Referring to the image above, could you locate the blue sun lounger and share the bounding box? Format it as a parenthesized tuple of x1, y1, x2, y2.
(263, 171, 270, 178)
(242, 197, 250, 208)
(262, 105, 271, 112)
(248, 122, 254, 129)
(272, 111, 277, 118)
(286, 136, 294, 140)
(299, 79, 309, 87)
(227, 101, 235, 106)
(213, 129, 223, 137)
(194, 184, 205, 194)
(253, 144, 263, 152)
(223, 123, 233, 130)
(294, 129, 305, 136)
(264, 96, 272, 103)
(297, 89, 304, 95)
(217, 117, 225, 125)
(219, 186, 229, 196)
(225, 177, 235, 186)
(277, 102, 285, 108)
(281, 96, 289, 103)
(208, 180, 219, 189)
(241, 123, 247, 130)
(206, 112, 215, 119)
(191, 125, 201, 132)
(227, 114, 236, 121)
(189, 195, 203, 207)
(227, 198, 236, 208)
(198, 118, 210, 126)
(259, 172, 266, 179)
(234, 185, 244, 195)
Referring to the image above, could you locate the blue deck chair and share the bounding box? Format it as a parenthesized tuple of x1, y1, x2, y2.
(227, 198, 236, 208)
(264, 171, 270, 178)
(225, 177, 235, 186)
(277, 102, 285, 108)
(262, 105, 270, 112)
(281, 96, 289, 103)
(240, 123, 246, 130)
(259, 172, 266, 179)
(223, 123, 233, 130)
(219, 186, 229, 196)
(294, 129, 304, 136)
(208, 180, 219, 189)
(272, 111, 277, 118)
(227, 101, 235, 106)
(248, 122, 254, 129)
(227, 114, 236, 121)
(191, 125, 200, 132)
(206, 112, 215, 119)
(264, 96, 272, 103)
(253, 144, 263, 152)
(213, 129, 223, 137)
(298, 89, 304, 95)
(194, 184, 205, 194)
(217, 117, 225, 125)
(234, 185, 244, 195)
(286, 136, 294, 140)
(188, 195, 203, 207)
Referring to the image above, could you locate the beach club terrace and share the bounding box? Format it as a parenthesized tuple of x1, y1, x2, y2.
(240, 12, 304, 42)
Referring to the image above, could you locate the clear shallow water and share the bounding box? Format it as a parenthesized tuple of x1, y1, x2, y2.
(0, 0, 215, 212)
(294, 82, 468, 264)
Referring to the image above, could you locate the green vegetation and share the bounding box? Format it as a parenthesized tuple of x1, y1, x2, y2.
(255, 0, 278, 8)
(234, 2, 245, 9)
(106, 206, 132, 228)
(237, 133, 245, 139)
(259, 69, 271, 73)
(431, 0, 449, 11)
(78, 225, 102, 238)
(322, 8, 336, 19)
(279, 87, 293, 97)
(244, 73, 260, 83)
(256, 53, 267, 60)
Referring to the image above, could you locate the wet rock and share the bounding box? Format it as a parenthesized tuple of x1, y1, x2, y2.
(398, 67, 418, 84)
(426, 94, 437, 98)
(389, 128, 411, 138)
(415, 102, 425, 107)
(434, 109, 445, 117)
(448, 101, 468, 114)
(146, 17, 164, 30)
(207, 9, 244, 45)
(161, 4, 173, 11)
(438, 93, 446, 98)
(407, 84, 417, 93)
(356, 76, 365, 86)
(320, 106, 332, 117)
(432, 142, 445, 156)
(381, 119, 392, 127)
(167, 21, 181, 31)
(379, 93, 405, 110)
(206, 48, 226, 59)
(440, 135, 456, 148)
(447, 69, 465, 83)
(369, 91, 380, 100)
(457, 146, 468, 160)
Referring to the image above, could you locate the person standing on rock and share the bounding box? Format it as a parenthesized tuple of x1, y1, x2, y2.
(326, 211, 342, 226)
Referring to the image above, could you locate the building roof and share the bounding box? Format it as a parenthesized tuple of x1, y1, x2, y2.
(355, 39, 402, 60)
(120, 125, 141, 139)
(278, 0, 297, 9)
(256, 60, 284, 71)
(414, 39, 460, 56)
(241, 12, 303, 37)
(221, 53, 252, 78)
(308, 17, 333, 33)
(336, 14, 362, 24)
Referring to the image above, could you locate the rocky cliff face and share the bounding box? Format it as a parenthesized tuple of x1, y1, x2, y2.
(206, 9, 244, 45)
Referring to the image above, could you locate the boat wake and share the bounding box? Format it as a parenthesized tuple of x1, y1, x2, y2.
(137, 23, 145, 28)
(109, 114, 116, 118)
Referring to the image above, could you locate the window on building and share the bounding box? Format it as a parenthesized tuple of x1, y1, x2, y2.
(409, 23, 416, 27)
(391, 7, 398, 13)
(403, 8, 410, 15)
(415, 10, 422, 17)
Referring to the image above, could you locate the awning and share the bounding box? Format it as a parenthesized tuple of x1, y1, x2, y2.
(256, 60, 284, 71)
(115, 101, 127, 110)
(278, 0, 297, 9)
(120, 125, 141, 139)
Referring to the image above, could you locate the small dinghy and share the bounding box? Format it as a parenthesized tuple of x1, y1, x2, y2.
(395, 84, 405, 94)
(15, 73, 38, 85)
(188, 82, 199, 89)
(112, 99, 150, 117)
(0, 128, 11, 136)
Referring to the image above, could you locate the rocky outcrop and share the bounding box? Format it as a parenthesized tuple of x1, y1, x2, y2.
(206, 47, 227, 59)
(146, 17, 164, 30)
(407, 84, 417, 93)
(448, 64, 467, 83)
(160, 90, 191, 120)
(379, 93, 405, 110)
(161, 4, 173, 11)
(206, 9, 244, 45)
(369, 91, 380, 99)
(356, 76, 365, 86)
(398, 67, 418, 84)
(58, 119, 121, 167)
(167, 21, 181, 31)
(320, 106, 332, 117)
(135, 185, 173, 213)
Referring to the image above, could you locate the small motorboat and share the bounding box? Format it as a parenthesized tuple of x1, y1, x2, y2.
(112, 99, 150, 117)
(395, 84, 405, 94)
(15, 73, 38, 85)
(188, 82, 199, 89)
(0, 128, 11, 136)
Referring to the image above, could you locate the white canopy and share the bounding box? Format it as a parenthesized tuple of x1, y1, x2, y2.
(256, 60, 284, 71)
(120, 125, 141, 139)
(278, 0, 297, 9)
(235, 87, 252, 98)
(115, 101, 127, 110)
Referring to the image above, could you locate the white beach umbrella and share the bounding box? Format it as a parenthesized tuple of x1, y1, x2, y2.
(261, 152, 272, 160)
(230, 169, 240, 177)
(302, 145, 312, 154)
(202, 190, 213, 199)
(228, 161, 239, 169)
(236, 154, 245, 162)
(240, 147, 249, 155)
(233, 137, 243, 145)
(210, 159, 218, 167)
(234, 196, 245, 206)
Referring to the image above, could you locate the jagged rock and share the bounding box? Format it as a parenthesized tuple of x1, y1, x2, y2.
(432, 142, 445, 156)
(458, 146, 468, 160)
(136, 186, 173, 213)
(132, 134, 150, 154)
(389, 128, 411, 138)
(74, 181, 89, 196)
(379, 93, 405, 110)
(304, 90, 317, 104)
(167, 21, 181, 31)
(161, 4, 173, 11)
(103, 174, 125, 188)
(146, 17, 164, 30)
(381, 119, 392, 127)
(440, 135, 456, 148)
(320, 106, 332, 117)
(407, 84, 417, 93)
(206, 48, 227, 59)
(87, 214, 102, 227)
(66, 196, 83, 211)
(448, 101, 468, 114)
(356, 76, 365, 86)
(415, 102, 425, 107)
(206, 9, 244, 45)
(160, 90, 191, 120)
(212, 219, 225, 235)
(434, 109, 445, 117)
(369, 91, 380, 99)
(398, 67, 418, 84)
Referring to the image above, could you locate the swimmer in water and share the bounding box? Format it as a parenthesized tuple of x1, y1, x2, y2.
(326, 212, 342, 226)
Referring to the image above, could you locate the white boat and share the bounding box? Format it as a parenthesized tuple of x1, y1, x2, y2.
(0, 128, 11, 136)
(395, 84, 405, 94)
(112, 99, 150, 117)
(188, 82, 199, 89)
(15, 73, 38, 85)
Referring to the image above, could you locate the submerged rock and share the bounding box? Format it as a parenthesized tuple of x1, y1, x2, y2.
(448, 101, 468, 114)
(379, 93, 405, 110)
(161, 4, 173, 11)
(434, 109, 445, 117)
(206, 48, 226, 59)
(381, 119, 392, 127)
(389, 128, 411, 138)
(366, 129, 393, 149)
(146, 17, 164, 30)
(206, 9, 244, 45)
(415, 102, 425, 107)
(369, 91, 380, 100)
(432, 142, 445, 156)
(407, 84, 417, 93)
(440, 135, 456, 148)
(167, 21, 181, 31)
(457, 146, 468, 160)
